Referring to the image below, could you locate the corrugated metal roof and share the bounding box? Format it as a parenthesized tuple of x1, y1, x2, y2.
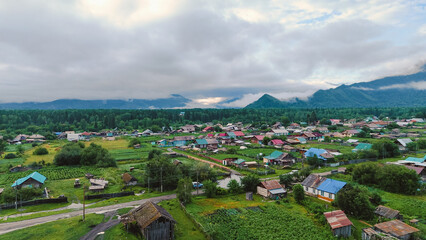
(317, 179, 346, 194)
(324, 210, 353, 229)
(374, 220, 419, 237)
(260, 180, 282, 190)
(375, 205, 400, 219)
(11, 171, 46, 187)
(196, 139, 208, 145)
(269, 188, 286, 194)
(233, 159, 246, 165)
(354, 143, 372, 150)
(304, 148, 327, 160)
(265, 151, 283, 160)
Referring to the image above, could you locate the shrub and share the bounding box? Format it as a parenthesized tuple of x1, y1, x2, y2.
(335, 184, 375, 220)
(227, 179, 242, 194)
(241, 175, 260, 193)
(203, 180, 218, 198)
(293, 184, 305, 204)
(4, 153, 17, 159)
(33, 147, 48, 155)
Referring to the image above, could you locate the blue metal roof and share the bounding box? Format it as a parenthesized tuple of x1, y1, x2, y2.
(317, 179, 346, 194)
(404, 155, 426, 163)
(296, 137, 307, 143)
(11, 171, 46, 187)
(227, 132, 237, 138)
(304, 148, 327, 160)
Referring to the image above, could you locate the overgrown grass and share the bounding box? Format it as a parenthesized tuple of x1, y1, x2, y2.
(159, 199, 206, 240)
(0, 213, 104, 240)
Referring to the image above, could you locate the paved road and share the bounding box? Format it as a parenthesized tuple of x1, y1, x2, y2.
(0, 194, 177, 235)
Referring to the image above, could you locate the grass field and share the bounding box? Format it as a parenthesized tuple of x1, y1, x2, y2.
(159, 199, 206, 240)
(24, 144, 61, 165)
(0, 213, 104, 240)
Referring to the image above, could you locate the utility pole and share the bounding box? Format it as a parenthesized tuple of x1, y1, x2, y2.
(160, 167, 163, 193)
(83, 185, 86, 221)
(15, 188, 17, 210)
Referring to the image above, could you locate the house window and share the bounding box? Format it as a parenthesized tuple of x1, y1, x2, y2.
(305, 186, 308, 191)
(321, 191, 324, 196)
(328, 193, 332, 198)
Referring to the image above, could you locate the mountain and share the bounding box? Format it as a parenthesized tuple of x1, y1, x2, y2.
(246, 68, 426, 108)
(0, 94, 191, 110)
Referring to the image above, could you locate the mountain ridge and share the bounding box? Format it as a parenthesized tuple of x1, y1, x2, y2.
(246, 68, 426, 108)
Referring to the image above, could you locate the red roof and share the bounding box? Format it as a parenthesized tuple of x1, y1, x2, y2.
(324, 210, 353, 230)
(218, 133, 227, 137)
(270, 139, 284, 145)
(254, 135, 264, 141)
(207, 133, 214, 137)
(233, 131, 245, 137)
(81, 132, 90, 136)
(405, 165, 424, 175)
(203, 126, 214, 132)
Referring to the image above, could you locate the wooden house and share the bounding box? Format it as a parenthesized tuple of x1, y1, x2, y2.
(301, 174, 326, 196)
(257, 180, 286, 199)
(121, 201, 176, 240)
(316, 178, 346, 202)
(324, 210, 353, 238)
(123, 173, 138, 186)
(11, 171, 46, 189)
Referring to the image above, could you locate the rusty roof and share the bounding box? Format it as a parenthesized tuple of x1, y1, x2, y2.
(121, 201, 176, 229)
(375, 205, 400, 219)
(122, 173, 137, 184)
(374, 220, 419, 237)
(260, 180, 282, 190)
(324, 210, 353, 230)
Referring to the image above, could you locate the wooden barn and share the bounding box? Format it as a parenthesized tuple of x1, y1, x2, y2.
(324, 210, 353, 238)
(121, 201, 176, 240)
(375, 205, 403, 220)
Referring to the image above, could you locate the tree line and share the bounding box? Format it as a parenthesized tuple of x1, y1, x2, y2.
(0, 107, 424, 138)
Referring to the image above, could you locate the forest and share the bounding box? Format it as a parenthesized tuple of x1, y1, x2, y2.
(0, 107, 424, 138)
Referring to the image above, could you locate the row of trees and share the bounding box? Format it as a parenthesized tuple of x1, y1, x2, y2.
(0, 107, 424, 138)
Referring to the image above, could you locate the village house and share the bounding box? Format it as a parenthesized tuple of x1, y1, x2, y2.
(295, 137, 307, 144)
(67, 133, 82, 142)
(251, 135, 264, 144)
(373, 220, 419, 240)
(324, 210, 353, 238)
(342, 129, 360, 137)
(180, 125, 196, 133)
(375, 205, 403, 220)
(263, 151, 294, 166)
(302, 132, 317, 141)
(272, 128, 289, 136)
(268, 139, 284, 147)
(202, 126, 214, 132)
(316, 178, 346, 202)
(352, 143, 373, 152)
(301, 174, 326, 196)
(257, 180, 286, 199)
(121, 201, 176, 240)
(11, 171, 46, 189)
(330, 119, 341, 125)
(123, 173, 138, 186)
(395, 138, 413, 151)
(232, 159, 247, 168)
(316, 127, 329, 133)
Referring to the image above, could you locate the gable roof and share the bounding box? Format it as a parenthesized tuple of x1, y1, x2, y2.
(375, 205, 400, 219)
(354, 143, 372, 151)
(301, 174, 326, 188)
(317, 179, 346, 194)
(196, 139, 208, 145)
(265, 150, 283, 160)
(396, 138, 412, 147)
(123, 173, 137, 183)
(11, 171, 46, 187)
(374, 220, 419, 237)
(404, 155, 426, 163)
(121, 201, 176, 229)
(260, 180, 282, 190)
(270, 139, 284, 145)
(233, 131, 245, 137)
(233, 159, 246, 165)
(324, 210, 353, 229)
(304, 148, 327, 160)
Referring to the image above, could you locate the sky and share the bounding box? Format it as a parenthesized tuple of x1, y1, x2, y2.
(0, 0, 425, 107)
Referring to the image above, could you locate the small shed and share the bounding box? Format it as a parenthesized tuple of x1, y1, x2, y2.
(11, 171, 47, 189)
(121, 201, 176, 240)
(374, 220, 419, 240)
(375, 205, 402, 220)
(123, 173, 138, 186)
(324, 210, 353, 238)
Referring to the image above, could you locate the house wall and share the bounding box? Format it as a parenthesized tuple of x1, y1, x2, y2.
(142, 218, 175, 240)
(257, 186, 268, 197)
(333, 225, 352, 238)
(20, 178, 43, 189)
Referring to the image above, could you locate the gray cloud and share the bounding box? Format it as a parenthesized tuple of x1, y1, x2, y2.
(0, 1, 425, 107)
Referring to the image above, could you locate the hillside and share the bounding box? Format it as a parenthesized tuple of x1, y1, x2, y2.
(246, 68, 426, 108)
(0, 94, 191, 110)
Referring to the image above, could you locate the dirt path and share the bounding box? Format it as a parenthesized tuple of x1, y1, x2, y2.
(172, 149, 241, 175)
(80, 211, 120, 240)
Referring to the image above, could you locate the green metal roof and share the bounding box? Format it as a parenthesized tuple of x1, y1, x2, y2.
(265, 151, 283, 160)
(354, 143, 372, 151)
(11, 171, 46, 187)
(196, 139, 208, 145)
(234, 159, 246, 165)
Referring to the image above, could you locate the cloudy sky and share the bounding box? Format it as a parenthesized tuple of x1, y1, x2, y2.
(0, 0, 425, 107)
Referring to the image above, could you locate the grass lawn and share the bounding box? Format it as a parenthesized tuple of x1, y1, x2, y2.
(0, 213, 104, 240)
(103, 223, 140, 240)
(0, 202, 70, 217)
(24, 143, 61, 165)
(159, 199, 206, 240)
